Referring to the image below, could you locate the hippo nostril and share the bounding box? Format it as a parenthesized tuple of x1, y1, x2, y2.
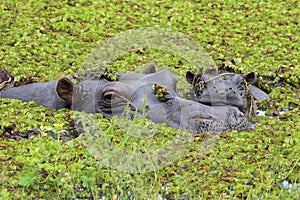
(143, 105, 150, 112)
(129, 112, 135, 120)
(196, 114, 212, 119)
(167, 101, 173, 106)
(129, 104, 137, 111)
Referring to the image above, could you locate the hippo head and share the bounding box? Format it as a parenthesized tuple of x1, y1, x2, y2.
(55, 67, 179, 118)
(186, 71, 256, 115)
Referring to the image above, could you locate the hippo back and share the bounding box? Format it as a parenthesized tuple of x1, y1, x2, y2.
(119, 70, 178, 93)
(1, 81, 68, 110)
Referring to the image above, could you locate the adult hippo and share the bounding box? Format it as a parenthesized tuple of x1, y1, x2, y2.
(186, 70, 270, 117)
(0, 66, 252, 133)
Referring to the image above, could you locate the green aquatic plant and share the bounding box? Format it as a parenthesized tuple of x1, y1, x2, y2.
(152, 83, 171, 102)
(0, 0, 299, 199)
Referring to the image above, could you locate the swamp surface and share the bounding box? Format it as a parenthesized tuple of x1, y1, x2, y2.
(0, 0, 299, 199)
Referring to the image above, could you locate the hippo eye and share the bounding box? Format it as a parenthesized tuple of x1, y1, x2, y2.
(103, 93, 115, 100)
(237, 82, 246, 91)
(102, 90, 119, 102)
(193, 81, 206, 96)
(166, 100, 173, 106)
(194, 87, 203, 96)
(198, 81, 206, 89)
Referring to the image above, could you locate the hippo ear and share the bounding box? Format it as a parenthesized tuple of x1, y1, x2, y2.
(143, 63, 156, 74)
(250, 85, 271, 101)
(186, 71, 195, 84)
(56, 78, 73, 104)
(243, 72, 257, 84)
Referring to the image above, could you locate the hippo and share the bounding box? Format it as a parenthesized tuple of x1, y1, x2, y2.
(186, 70, 270, 117)
(1, 79, 70, 110)
(0, 65, 158, 110)
(0, 66, 252, 133)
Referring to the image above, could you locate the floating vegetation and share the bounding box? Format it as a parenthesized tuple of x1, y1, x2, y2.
(0, 0, 299, 199)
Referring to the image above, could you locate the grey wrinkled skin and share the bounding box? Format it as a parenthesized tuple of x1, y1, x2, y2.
(186, 71, 270, 116)
(1, 81, 69, 110)
(1, 66, 252, 133)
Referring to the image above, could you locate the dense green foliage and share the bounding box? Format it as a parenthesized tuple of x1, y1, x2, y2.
(0, 0, 299, 199)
